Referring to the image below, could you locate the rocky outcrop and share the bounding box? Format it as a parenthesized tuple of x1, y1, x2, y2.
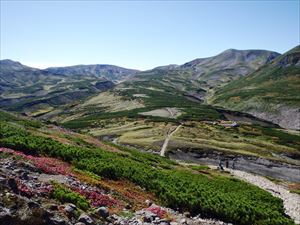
(109, 203, 232, 225)
(0, 148, 232, 225)
(250, 106, 300, 130)
(168, 149, 300, 182)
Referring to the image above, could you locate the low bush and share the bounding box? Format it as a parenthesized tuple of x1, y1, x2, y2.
(0, 121, 294, 225)
(52, 183, 90, 210)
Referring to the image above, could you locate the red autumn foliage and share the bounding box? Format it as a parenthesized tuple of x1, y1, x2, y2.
(73, 187, 118, 207)
(17, 181, 34, 197)
(0, 148, 72, 175)
(15, 179, 53, 198)
(146, 205, 167, 218)
(29, 156, 72, 175)
(1, 148, 117, 207)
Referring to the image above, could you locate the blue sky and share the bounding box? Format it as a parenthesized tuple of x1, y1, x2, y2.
(0, 1, 299, 70)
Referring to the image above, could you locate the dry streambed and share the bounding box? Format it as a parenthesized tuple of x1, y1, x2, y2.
(229, 169, 300, 224)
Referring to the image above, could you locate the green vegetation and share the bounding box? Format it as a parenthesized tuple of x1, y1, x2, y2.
(189, 165, 210, 171)
(62, 88, 223, 130)
(90, 117, 299, 159)
(0, 113, 295, 225)
(290, 188, 300, 195)
(258, 126, 300, 149)
(210, 47, 300, 123)
(52, 183, 90, 210)
(0, 110, 42, 128)
(212, 66, 300, 107)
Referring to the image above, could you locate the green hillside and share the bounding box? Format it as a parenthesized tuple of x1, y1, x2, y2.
(0, 60, 136, 117)
(209, 46, 300, 130)
(0, 110, 295, 225)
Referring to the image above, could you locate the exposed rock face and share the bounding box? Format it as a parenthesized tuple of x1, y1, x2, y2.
(250, 106, 300, 130)
(78, 213, 94, 225)
(96, 206, 109, 218)
(0, 156, 98, 225)
(109, 205, 232, 225)
(278, 50, 300, 67)
(168, 150, 300, 182)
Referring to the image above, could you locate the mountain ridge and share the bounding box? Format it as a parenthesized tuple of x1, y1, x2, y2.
(209, 45, 300, 130)
(1, 47, 296, 130)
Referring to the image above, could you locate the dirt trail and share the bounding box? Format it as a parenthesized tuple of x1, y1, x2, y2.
(230, 169, 300, 224)
(160, 125, 182, 157)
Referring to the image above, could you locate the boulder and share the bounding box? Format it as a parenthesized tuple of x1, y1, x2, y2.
(48, 204, 58, 211)
(183, 211, 190, 218)
(20, 172, 29, 180)
(78, 213, 94, 225)
(124, 203, 132, 210)
(96, 206, 109, 218)
(145, 199, 152, 207)
(180, 218, 187, 224)
(142, 211, 156, 223)
(64, 203, 76, 214)
(7, 178, 18, 193)
(48, 216, 71, 225)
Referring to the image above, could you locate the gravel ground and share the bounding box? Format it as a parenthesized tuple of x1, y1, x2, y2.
(229, 169, 300, 224)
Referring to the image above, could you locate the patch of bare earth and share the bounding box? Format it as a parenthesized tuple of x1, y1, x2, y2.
(230, 169, 300, 224)
(139, 107, 182, 119)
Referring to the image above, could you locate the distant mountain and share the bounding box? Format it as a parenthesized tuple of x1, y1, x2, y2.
(123, 49, 280, 103)
(0, 59, 30, 71)
(180, 49, 280, 86)
(45, 64, 139, 82)
(0, 49, 283, 121)
(210, 46, 300, 130)
(0, 59, 56, 91)
(0, 60, 138, 116)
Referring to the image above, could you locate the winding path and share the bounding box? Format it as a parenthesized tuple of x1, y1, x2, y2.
(160, 125, 182, 157)
(229, 169, 300, 224)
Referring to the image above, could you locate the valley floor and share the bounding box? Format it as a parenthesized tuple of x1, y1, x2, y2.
(1, 110, 299, 225)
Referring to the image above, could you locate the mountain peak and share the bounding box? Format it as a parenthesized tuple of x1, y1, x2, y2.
(0, 59, 22, 65)
(181, 49, 280, 71)
(0, 59, 28, 71)
(222, 48, 239, 53)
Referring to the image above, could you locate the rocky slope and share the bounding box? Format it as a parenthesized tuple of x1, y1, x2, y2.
(0, 148, 231, 225)
(209, 46, 300, 130)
